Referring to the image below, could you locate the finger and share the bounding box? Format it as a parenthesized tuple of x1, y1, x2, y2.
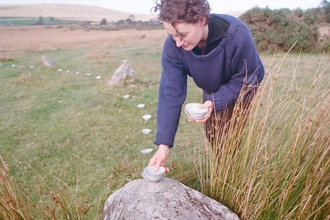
(198, 103, 207, 108)
(196, 118, 207, 123)
(163, 167, 170, 176)
(154, 161, 161, 171)
(148, 157, 156, 166)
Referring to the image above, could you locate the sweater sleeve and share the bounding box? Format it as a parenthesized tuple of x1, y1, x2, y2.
(204, 19, 264, 112)
(154, 36, 188, 147)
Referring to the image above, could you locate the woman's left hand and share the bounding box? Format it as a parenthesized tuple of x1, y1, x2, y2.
(189, 100, 213, 123)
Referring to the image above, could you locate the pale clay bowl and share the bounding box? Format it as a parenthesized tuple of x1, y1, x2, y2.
(142, 114, 152, 121)
(142, 166, 165, 181)
(184, 109, 207, 120)
(141, 128, 152, 134)
(184, 103, 208, 119)
(140, 148, 153, 154)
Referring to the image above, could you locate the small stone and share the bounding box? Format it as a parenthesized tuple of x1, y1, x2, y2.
(41, 54, 56, 67)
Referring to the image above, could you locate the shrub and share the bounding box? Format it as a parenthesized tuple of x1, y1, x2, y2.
(100, 18, 107, 25)
(240, 7, 319, 52)
(320, 0, 330, 23)
(304, 11, 317, 25)
(36, 16, 44, 25)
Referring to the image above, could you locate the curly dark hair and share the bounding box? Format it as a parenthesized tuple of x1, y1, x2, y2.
(152, 0, 211, 25)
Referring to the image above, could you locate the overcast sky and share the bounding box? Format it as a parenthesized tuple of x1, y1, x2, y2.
(0, 0, 321, 15)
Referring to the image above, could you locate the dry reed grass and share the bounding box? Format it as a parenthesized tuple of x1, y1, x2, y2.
(197, 51, 330, 219)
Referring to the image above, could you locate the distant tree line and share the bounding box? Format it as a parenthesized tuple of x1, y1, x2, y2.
(97, 15, 163, 30)
(35, 16, 78, 25)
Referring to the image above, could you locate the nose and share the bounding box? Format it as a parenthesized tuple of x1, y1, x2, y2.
(174, 36, 184, 47)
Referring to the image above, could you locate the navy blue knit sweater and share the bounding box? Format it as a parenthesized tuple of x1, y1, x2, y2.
(154, 14, 265, 148)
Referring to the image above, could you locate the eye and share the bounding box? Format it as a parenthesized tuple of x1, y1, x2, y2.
(179, 33, 187, 39)
(172, 34, 183, 41)
(171, 33, 188, 42)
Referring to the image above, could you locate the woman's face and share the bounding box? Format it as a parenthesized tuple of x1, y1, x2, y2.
(163, 19, 207, 51)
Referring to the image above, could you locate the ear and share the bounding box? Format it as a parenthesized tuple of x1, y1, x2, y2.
(199, 16, 207, 26)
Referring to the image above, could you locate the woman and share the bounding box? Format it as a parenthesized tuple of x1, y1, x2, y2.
(148, 0, 265, 172)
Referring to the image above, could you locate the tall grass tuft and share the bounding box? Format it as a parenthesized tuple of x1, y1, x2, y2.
(198, 52, 330, 219)
(0, 156, 95, 219)
(0, 156, 30, 219)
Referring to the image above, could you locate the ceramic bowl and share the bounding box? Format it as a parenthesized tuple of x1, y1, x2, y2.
(141, 171, 147, 179)
(184, 103, 208, 119)
(142, 114, 152, 121)
(184, 109, 207, 120)
(143, 166, 165, 181)
(140, 148, 153, 154)
(137, 103, 145, 108)
(141, 128, 152, 134)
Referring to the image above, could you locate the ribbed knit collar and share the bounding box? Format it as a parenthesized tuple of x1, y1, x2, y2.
(193, 14, 230, 55)
(208, 14, 229, 43)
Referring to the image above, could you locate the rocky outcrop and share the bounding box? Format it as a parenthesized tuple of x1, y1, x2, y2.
(102, 177, 240, 220)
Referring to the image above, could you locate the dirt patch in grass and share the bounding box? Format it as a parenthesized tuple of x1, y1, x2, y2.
(0, 25, 167, 54)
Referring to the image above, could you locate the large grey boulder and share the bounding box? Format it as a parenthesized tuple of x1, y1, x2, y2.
(102, 177, 240, 220)
(108, 60, 134, 85)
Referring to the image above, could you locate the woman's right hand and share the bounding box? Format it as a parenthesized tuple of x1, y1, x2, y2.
(189, 100, 213, 123)
(148, 144, 170, 173)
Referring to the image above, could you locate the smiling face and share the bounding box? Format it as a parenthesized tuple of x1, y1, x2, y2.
(163, 19, 208, 51)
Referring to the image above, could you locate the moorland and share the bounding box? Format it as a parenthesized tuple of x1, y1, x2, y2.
(0, 3, 329, 220)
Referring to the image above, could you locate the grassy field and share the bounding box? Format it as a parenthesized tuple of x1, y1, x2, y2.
(0, 27, 329, 219)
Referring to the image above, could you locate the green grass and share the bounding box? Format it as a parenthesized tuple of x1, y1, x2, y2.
(0, 42, 201, 218)
(0, 40, 329, 219)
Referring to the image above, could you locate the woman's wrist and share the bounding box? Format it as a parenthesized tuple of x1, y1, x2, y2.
(159, 144, 170, 150)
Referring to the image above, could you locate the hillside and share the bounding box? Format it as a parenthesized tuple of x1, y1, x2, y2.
(0, 4, 156, 22)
